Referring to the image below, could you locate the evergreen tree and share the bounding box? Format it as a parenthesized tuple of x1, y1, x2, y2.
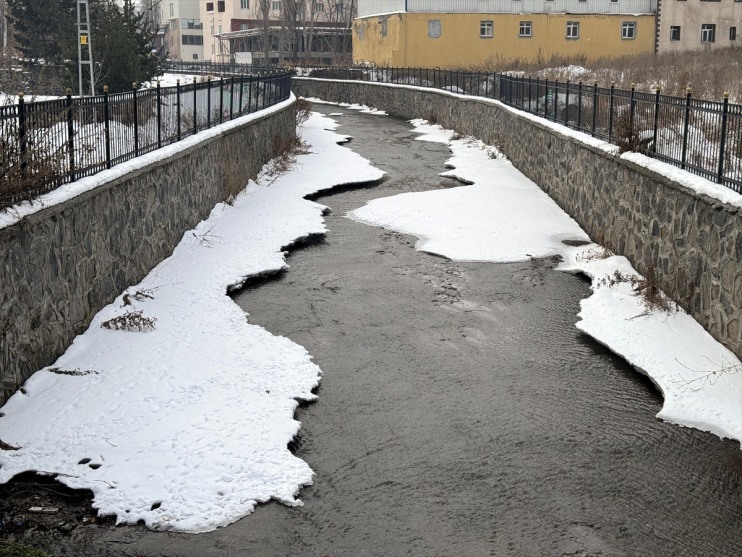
(7, 0, 161, 93)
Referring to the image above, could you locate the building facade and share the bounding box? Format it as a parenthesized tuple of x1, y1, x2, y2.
(197, 0, 353, 64)
(160, 0, 205, 61)
(354, 0, 658, 67)
(657, 0, 742, 52)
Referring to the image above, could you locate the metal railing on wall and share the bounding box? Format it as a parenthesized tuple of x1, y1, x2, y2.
(0, 67, 292, 210)
(297, 66, 742, 194)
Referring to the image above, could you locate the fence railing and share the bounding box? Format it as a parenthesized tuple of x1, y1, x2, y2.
(0, 67, 293, 210)
(297, 66, 742, 194)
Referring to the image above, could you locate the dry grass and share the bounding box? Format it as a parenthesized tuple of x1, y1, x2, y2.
(464, 46, 742, 102)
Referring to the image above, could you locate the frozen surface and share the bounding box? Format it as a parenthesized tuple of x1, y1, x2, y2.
(558, 246, 742, 444)
(350, 119, 742, 446)
(0, 112, 385, 532)
(351, 120, 590, 262)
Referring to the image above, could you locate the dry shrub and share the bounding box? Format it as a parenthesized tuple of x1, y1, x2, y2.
(461, 46, 742, 102)
(295, 97, 312, 126)
(101, 310, 157, 332)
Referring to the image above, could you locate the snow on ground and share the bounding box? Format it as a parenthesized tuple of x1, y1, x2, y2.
(349, 119, 742, 446)
(0, 111, 385, 533)
(351, 120, 591, 262)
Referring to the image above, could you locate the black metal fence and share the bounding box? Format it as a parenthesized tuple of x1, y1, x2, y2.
(297, 66, 742, 194)
(0, 67, 292, 210)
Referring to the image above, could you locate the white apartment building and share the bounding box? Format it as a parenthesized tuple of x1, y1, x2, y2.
(161, 0, 206, 60)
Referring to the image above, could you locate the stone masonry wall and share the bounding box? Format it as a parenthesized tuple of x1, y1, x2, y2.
(293, 78, 742, 358)
(0, 103, 297, 402)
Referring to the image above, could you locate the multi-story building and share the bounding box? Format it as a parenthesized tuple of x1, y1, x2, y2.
(353, 0, 659, 67)
(199, 0, 352, 64)
(161, 0, 206, 60)
(657, 0, 741, 52)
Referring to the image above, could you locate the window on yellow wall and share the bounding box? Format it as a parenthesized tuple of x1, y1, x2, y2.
(428, 20, 441, 39)
(621, 22, 636, 39)
(566, 21, 579, 39)
(480, 21, 493, 38)
(380, 19, 388, 37)
(519, 21, 532, 37)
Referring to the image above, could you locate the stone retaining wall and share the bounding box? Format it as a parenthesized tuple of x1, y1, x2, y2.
(0, 102, 297, 402)
(294, 78, 742, 358)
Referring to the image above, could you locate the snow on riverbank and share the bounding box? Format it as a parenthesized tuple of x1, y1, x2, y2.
(0, 112, 385, 532)
(350, 119, 742, 446)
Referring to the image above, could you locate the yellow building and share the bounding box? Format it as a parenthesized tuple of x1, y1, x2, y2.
(353, 8, 656, 68)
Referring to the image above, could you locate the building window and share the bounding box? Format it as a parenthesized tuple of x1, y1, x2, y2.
(610, 0, 618, 3)
(701, 24, 716, 43)
(357, 24, 365, 40)
(731, 27, 737, 40)
(272, 1, 280, 10)
(335, 3, 344, 15)
(206, 1, 214, 11)
(218, 24, 222, 33)
(566, 21, 579, 39)
(241, 0, 249, 8)
(182, 19, 203, 29)
(621, 21, 636, 39)
(182, 35, 204, 45)
(428, 19, 441, 39)
(217, 1, 225, 11)
(169, 2, 174, 16)
(193, 53, 199, 59)
(480, 20, 493, 38)
(670, 26, 681, 40)
(519, 21, 532, 37)
(312, 2, 324, 12)
(240, 23, 248, 30)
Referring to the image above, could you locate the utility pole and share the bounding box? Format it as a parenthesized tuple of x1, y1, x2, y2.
(77, 0, 96, 96)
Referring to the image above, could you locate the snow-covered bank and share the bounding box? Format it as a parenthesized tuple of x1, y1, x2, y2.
(0, 112, 385, 532)
(349, 119, 742, 446)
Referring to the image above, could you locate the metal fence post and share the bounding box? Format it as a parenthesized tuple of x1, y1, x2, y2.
(219, 76, 224, 123)
(565, 79, 570, 125)
(577, 81, 582, 129)
(629, 84, 636, 145)
(553, 79, 558, 121)
(176, 79, 182, 141)
(535, 77, 540, 114)
(681, 87, 692, 169)
(247, 75, 253, 113)
(229, 75, 235, 119)
(207, 76, 212, 129)
(591, 82, 598, 137)
(103, 85, 111, 168)
(132, 82, 139, 157)
(66, 88, 75, 182)
(652, 86, 660, 155)
(193, 77, 198, 135)
(717, 92, 730, 183)
(156, 80, 162, 149)
(608, 83, 615, 143)
(18, 92, 27, 177)
(239, 75, 244, 116)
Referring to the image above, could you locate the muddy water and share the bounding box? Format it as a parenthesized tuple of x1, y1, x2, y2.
(29, 107, 742, 556)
